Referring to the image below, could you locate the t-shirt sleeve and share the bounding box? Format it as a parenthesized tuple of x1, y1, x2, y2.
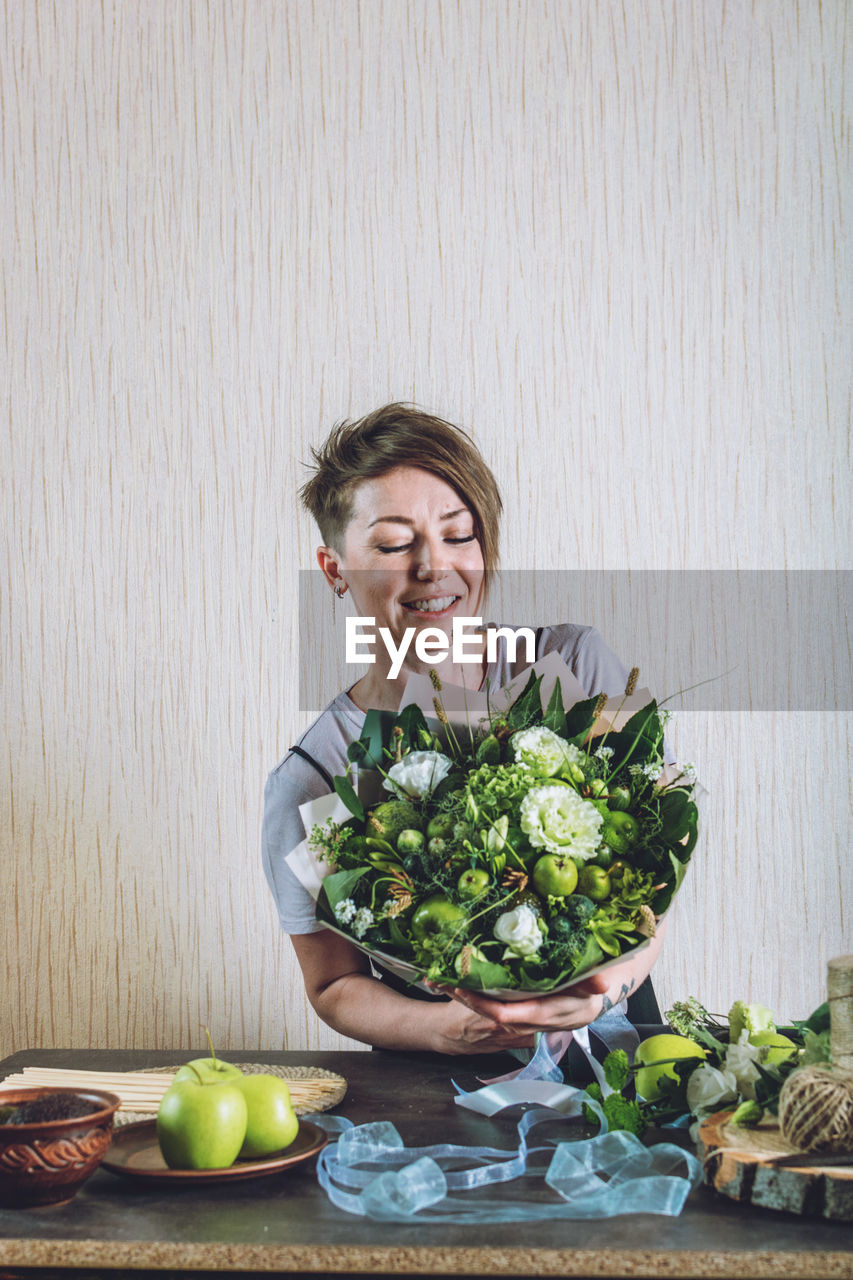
(261, 760, 328, 935)
(539, 623, 630, 697)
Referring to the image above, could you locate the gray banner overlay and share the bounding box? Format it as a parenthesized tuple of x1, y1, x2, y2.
(296, 570, 851, 713)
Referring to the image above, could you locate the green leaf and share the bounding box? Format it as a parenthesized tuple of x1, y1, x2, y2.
(621, 700, 661, 741)
(659, 790, 692, 840)
(476, 733, 501, 765)
(396, 703, 429, 753)
(567, 932, 606, 977)
(668, 848, 690, 893)
(365, 708, 397, 767)
(593, 727, 658, 771)
(801, 1001, 831, 1035)
(506, 669, 544, 728)
(564, 695, 600, 740)
(459, 959, 514, 991)
(541, 680, 568, 735)
(333, 775, 364, 821)
(800, 1027, 832, 1065)
(319, 867, 371, 914)
(387, 917, 415, 954)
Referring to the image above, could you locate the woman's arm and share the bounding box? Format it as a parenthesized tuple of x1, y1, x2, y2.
(290, 929, 613, 1054)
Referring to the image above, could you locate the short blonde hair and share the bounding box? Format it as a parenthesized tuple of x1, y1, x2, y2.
(299, 404, 503, 585)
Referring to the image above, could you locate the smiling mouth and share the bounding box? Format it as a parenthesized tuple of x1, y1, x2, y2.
(402, 594, 461, 615)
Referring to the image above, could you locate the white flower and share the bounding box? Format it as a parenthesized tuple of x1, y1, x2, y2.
(723, 1032, 762, 1100)
(485, 814, 509, 853)
(383, 750, 453, 799)
(519, 785, 603, 861)
(511, 727, 584, 778)
(334, 898, 357, 925)
(494, 904, 543, 956)
(594, 745, 614, 761)
(353, 907, 375, 939)
(686, 1062, 739, 1116)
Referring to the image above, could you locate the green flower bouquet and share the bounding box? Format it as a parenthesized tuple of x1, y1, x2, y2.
(287, 656, 699, 999)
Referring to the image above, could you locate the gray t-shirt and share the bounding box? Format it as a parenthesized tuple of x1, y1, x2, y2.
(262, 623, 629, 934)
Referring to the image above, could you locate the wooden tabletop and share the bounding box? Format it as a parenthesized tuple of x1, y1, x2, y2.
(1, 1047, 853, 1278)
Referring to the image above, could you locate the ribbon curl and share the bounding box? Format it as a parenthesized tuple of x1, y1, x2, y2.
(311, 1110, 700, 1222)
(309, 1010, 699, 1223)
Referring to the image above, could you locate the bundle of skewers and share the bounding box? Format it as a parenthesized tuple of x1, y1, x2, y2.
(0, 1065, 346, 1117)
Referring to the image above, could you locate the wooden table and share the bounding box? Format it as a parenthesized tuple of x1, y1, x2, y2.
(1, 1047, 852, 1278)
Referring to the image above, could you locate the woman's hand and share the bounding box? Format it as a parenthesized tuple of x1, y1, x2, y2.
(428, 972, 610, 1047)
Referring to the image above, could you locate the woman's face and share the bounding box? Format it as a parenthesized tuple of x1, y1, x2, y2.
(328, 465, 486, 646)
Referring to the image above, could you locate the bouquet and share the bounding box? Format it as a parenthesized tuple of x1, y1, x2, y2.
(585, 995, 832, 1137)
(288, 654, 699, 998)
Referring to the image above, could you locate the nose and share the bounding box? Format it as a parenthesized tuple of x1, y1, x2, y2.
(414, 533, 450, 581)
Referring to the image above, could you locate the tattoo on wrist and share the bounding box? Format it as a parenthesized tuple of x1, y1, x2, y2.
(600, 979, 636, 1014)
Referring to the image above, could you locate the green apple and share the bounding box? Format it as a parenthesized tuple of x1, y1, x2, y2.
(233, 1074, 299, 1158)
(457, 867, 491, 899)
(411, 895, 466, 939)
(427, 813, 456, 840)
(634, 1033, 706, 1101)
(531, 853, 578, 898)
(576, 864, 611, 901)
(396, 828, 425, 855)
(156, 1074, 248, 1169)
(749, 1029, 797, 1065)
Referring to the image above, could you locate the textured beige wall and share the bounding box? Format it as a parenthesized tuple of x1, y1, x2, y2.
(1, 1, 849, 1055)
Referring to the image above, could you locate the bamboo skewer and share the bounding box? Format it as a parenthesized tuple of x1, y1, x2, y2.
(0, 1066, 346, 1114)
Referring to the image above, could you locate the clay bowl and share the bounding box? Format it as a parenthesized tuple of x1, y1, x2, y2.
(0, 1087, 120, 1208)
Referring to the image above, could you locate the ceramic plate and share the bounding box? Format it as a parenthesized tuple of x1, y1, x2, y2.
(101, 1119, 328, 1184)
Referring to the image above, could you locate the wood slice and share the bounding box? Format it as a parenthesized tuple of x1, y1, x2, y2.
(697, 1110, 853, 1221)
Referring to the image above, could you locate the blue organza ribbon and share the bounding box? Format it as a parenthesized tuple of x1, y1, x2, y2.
(310, 1111, 700, 1222)
(307, 1010, 700, 1222)
(453, 1005, 639, 1115)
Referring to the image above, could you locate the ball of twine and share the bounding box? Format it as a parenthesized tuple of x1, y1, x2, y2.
(778, 1065, 853, 1154)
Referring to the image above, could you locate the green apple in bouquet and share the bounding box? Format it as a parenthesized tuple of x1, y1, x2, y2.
(307, 663, 700, 999)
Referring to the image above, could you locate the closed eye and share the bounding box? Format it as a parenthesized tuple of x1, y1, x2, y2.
(377, 535, 476, 554)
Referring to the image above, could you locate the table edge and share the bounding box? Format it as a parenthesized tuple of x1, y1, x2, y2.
(1, 1240, 852, 1278)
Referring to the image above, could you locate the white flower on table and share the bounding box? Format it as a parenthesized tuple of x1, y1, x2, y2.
(383, 750, 453, 799)
(519, 785, 603, 861)
(494, 904, 543, 957)
(723, 1032, 763, 1100)
(685, 1062, 739, 1117)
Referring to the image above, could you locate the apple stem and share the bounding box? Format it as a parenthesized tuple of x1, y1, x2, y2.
(186, 1062, 205, 1085)
(203, 1025, 218, 1070)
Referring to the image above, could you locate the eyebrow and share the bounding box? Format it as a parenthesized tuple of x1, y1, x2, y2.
(367, 508, 470, 529)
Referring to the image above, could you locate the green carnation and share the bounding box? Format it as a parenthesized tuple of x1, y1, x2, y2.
(519, 785, 603, 861)
(511, 727, 584, 778)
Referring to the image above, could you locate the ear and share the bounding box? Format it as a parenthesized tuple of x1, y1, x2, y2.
(316, 545, 344, 591)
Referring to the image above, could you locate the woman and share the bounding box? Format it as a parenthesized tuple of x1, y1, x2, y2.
(263, 403, 664, 1054)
